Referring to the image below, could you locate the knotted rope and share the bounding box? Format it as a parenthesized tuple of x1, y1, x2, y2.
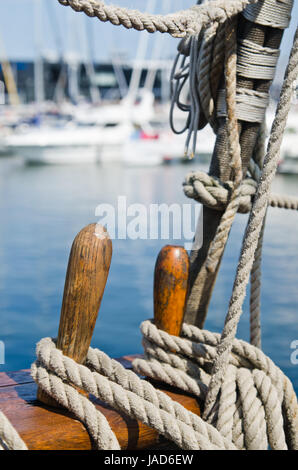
(183, 171, 298, 212)
(202, 25, 298, 434)
(4, 311, 297, 450)
(174, 0, 295, 340)
(23, 318, 298, 450)
(1, 0, 297, 452)
(31, 336, 237, 450)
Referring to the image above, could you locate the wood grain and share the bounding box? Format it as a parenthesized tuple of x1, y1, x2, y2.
(154, 246, 189, 337)
(0, 357, 201, 450)
(37, 223, 112, 406)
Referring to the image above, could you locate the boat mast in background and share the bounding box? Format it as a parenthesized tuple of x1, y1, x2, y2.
(45, 0, 67, 103)
(66, 9, 80, 104)
(34, 0, 45, 104)
(144, 0, 171, 103)
(0, 31, 20, 106)
(127, 0, 156, 101)
(83, 15, 101, 104)
(110, 51, 129, 99)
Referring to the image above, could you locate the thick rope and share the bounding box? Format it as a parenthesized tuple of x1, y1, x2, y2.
(31, 337, 237, 450)
(0, 0, 297, 453)
(0, 411, 27, 450)
(249, 120, 267, 349)
(183, 171, 298, 213)
(202, 28, 298, 447)
(170, 0, 293, 157)
(198, 21, 221, 128)
(27, 324, 297, 450)
(205, 17, 242, 273)
(1, 313, 296, 450)
(57, 0, 258, 38)
(180, 0, 294, 330)
(171, 0, 294, 341)
(133, 320, 297, 449)
(249, 216, 265, 348)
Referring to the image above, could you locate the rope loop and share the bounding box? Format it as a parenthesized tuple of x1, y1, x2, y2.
(0, 0, 297, 453)
(134, 319, 298, 450)
(24, 324, 298, 450)
(183, 169, 298, 212)
(31, 336, 239, 450)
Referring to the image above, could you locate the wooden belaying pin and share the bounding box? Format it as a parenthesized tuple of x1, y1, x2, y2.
(37, 223, 112, 406)
(153, 245, 189, 337)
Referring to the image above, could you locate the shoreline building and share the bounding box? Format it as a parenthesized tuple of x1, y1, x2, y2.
(0, 59, 171, 104)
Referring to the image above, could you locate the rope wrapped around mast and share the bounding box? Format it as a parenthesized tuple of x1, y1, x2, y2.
(1, 0, 297, 452)
(2, 26, 297, 450)
(175, 0, 294, 340)
(170, 0, 293, 156)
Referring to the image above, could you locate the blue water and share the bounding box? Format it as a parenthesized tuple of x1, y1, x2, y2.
(0, 156, 297, 394)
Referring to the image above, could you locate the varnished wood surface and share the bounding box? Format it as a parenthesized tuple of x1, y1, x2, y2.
(154, 246, 189, 337)
(38, 223, 112, 407)
(0, 356, 201, 450)
(57, 224, 112, 362)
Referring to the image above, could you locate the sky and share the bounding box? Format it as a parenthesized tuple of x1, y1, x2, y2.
(0, 0, 297, 82)
(0, 0, 185, 62)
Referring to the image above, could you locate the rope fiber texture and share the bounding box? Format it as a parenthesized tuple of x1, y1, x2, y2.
(133, 320, 298, 450)
(175, 0, 294, 335)
(31, 336, 238, 450)
(0, 0, 297, 452)
(169, 0, 293, 155)
(183, 171, 298, 213)
(202, 26, 298, 443)
(29, 322, 298, 450)
(57, 0, 259, 37)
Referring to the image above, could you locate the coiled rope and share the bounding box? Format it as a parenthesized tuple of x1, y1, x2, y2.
(133, 320, 298, 450)
(31, 336, 237, 450)
(202, 25, 298, 435)
(1, 0, 297, 451)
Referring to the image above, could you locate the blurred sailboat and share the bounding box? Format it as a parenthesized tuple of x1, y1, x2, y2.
(0, 0, 216, 166)
(277, 109, 298, 174)
(2, 89, 156, 165)
(264, 107, 298, 175)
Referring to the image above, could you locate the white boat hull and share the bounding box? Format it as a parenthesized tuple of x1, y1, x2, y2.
(3, 123, 134, 165)
(19, 145, 101, 165)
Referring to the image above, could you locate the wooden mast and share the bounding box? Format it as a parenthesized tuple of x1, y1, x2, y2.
(184, 4, 290, 328)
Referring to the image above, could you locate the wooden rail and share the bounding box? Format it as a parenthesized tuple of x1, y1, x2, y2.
(0, 357, 201, 450)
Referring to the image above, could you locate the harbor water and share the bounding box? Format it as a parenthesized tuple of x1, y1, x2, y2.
(0, 155, 297, 394)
